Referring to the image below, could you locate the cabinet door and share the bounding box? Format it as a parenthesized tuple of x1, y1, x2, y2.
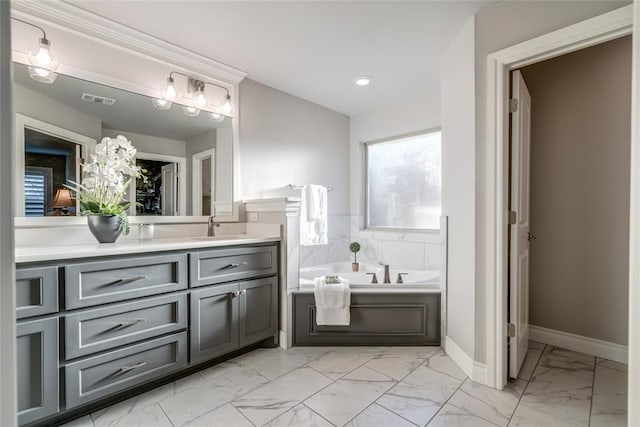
(17, 317, 59, 425)
(239, 277, 278, 347)
(190, 283, 239, 364)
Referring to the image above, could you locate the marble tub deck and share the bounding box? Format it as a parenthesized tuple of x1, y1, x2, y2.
(61, 343, 627, 427)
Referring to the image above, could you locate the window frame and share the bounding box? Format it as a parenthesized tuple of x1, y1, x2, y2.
(363, 127, 442, 233)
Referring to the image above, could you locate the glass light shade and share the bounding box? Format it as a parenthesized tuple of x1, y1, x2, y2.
(163, 77, 178, 100)
(222, 94, 232, 114)
(27, 66, 57, 83)
(28, 38, 58, 71)
(152, 98, 172, 110)
(209, 112, 224, 122)
(182, 105, 200, 117)
(192, 88, 207, 108)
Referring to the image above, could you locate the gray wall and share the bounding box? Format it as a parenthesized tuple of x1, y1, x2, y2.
(521, 36, 631, 345)
(102, 128, 186, 157)
(239, 78, 350, 215)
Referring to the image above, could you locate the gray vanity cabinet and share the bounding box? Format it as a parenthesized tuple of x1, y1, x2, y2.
(16, 266, 58, 320)
(239, 277, 278, 347)
(190, 245, 277, 287)
(190, 283, 239, 364)
(17, 316, 59, 425)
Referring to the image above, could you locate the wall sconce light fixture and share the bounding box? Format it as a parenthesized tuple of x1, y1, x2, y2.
(12, 17, 59, 84)
(153, 71, 232, 118)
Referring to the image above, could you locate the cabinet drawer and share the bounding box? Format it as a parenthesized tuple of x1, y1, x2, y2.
(64, 293, 187, 360)
(65, 253, 187, 309)
(190, 245, 277, 288)
(16, 266, 58, 319)
(65, 332, 187, 409)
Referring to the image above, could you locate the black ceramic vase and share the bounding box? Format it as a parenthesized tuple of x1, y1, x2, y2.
(87, 215, 123, 243)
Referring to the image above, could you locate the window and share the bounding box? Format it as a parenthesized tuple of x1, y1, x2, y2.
(24, 167, 52, 217)
(365, 129, 441, 230)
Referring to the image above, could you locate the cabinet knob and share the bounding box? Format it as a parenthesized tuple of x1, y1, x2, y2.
(231, 290, 241, 297)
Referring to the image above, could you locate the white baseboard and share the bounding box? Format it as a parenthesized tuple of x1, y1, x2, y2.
(279, 330, 287, 349)
(444, 336, 489, 385)
(530, 325, 628, 364)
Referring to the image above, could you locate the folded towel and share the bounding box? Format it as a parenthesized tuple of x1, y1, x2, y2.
(313, 276, 350, 326)
(300, 184, 328, 246)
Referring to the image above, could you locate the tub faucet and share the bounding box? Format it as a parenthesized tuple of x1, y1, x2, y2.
(207, 216, 220, 236)
(380, 263, 391, 284)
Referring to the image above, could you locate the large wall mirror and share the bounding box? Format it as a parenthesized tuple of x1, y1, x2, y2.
(12, 62, 234, 219)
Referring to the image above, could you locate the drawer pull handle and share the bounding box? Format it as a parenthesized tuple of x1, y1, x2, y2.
(119, 361, 147, 374)
(227, 262, 248, 268)
(117, 318, 147, 328)
(111, 275, 147, 286)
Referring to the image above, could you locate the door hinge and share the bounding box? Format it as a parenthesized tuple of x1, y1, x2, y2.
(508, 323, 516, 338)
(509, 98, 518, 113)
(508, 211, 517, 225)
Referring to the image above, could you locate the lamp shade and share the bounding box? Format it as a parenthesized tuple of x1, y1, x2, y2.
(51, 188, 75, 208)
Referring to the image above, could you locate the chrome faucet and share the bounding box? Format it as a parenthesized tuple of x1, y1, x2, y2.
(207, 216, 220, 236)
(380, 263, 391, 284)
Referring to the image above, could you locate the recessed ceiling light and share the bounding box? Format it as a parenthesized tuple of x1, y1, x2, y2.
(354, 77, 372, 86)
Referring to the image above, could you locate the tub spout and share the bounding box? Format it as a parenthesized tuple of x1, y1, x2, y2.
(380, 264, 391, 284)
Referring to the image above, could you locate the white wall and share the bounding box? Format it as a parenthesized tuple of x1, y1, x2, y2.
(440, 16, 476, 358)
(0, 2, 15, 425)
(102, 128, 186, 158)
(349, 96, 441, 270)
(239, 78, 351, 265)
(185, 129, 216, 215)
(472, 0, 630, 363)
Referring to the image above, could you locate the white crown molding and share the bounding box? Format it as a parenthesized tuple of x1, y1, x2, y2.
(10, 0, 248, 85)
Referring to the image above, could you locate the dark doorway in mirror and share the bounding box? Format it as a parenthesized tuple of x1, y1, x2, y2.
(136, 158, 177, 216)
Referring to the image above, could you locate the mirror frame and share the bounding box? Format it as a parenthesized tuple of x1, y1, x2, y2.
(11, 1, 246, 226)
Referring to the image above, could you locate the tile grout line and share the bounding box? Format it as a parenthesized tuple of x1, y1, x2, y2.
(157, 402, 176, 427)
(300, 401, 338, 427)
(506, 344, 546, 426)
(587, 356, 597, 427)
(424, 376, 467, 426)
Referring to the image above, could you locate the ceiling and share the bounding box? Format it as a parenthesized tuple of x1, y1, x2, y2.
(14, 62, 231, 142)
(66, 1, 496, 117)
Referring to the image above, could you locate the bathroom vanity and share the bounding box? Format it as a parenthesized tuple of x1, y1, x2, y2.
(15, 238, 279, 426)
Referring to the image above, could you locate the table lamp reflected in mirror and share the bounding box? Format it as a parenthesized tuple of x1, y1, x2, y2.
(50, 188, 75, 216)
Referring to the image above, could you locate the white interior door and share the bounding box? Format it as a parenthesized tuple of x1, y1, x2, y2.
(509, 70, 532, 378)
(161, 163, 177, 216)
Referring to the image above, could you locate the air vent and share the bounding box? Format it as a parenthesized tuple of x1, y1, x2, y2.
(81, 93, 116, 106)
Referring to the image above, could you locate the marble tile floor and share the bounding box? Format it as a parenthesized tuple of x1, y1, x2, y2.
(61, 343, 627, 427)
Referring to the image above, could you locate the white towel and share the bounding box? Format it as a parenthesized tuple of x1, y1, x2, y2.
(300, 184, 328, 246)
(313, 276, 350, 326)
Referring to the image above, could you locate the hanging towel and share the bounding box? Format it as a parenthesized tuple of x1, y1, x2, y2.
(313, 276, 350, 326)
(300, 184, 328, 246)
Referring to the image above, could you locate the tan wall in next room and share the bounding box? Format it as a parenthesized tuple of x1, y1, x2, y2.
(521, 35, 631, 346)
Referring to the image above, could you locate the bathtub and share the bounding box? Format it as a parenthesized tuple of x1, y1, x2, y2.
(299, 261, 439, 290)
(293, 261, 441, 346)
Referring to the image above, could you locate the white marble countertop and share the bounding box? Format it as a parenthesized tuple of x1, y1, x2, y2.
(15, 235, 281, 264)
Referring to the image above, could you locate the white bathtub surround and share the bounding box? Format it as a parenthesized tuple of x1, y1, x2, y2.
(299, 184, 328, 246)
(349, 215, 441, 271)
(313, 276, 350, 326)
(300, 214, 351, 267)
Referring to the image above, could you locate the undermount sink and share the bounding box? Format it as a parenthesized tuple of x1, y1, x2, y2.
(192, 234, 248, 241)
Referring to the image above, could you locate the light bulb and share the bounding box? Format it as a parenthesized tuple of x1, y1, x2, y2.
(28, 38, 58, 71)
(193, 88, 207, 108)
(182, 105, 200, 117)
(163, 77, 177, 100)
(222, 94, 232, 114)
(27, 66, 57, 84)
(209, 112, 224, 122)
(152, 98, 172, 110)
